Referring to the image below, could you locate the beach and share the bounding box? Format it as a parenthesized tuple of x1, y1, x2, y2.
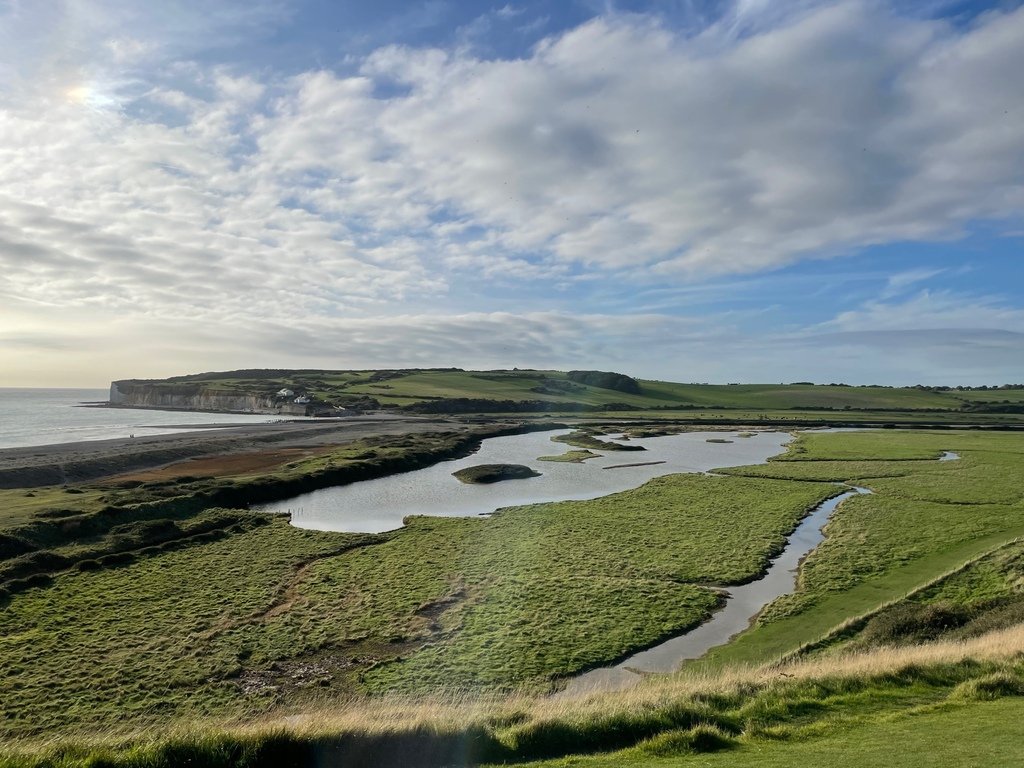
(0, 414, 458, 488)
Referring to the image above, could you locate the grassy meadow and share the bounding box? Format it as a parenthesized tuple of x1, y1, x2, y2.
(2, 424, 1024, 765)
(116, 368, 1024, 422)
(0, 469, 835, 737)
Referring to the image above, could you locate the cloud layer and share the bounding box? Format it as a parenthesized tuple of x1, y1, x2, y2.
(1, 0, 1022, 384)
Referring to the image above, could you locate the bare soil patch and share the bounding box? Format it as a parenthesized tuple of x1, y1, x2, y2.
(101, 447, 336, 484)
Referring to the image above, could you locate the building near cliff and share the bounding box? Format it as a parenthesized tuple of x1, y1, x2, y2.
(276, 388, 294, 397)
(109, 380, 363, 417)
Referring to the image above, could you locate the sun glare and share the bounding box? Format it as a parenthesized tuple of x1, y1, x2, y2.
(65, 84, 91, 104)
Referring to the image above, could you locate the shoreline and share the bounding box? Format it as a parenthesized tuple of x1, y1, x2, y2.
(0, 415, 459, 488)
(78, 401, 324, 417)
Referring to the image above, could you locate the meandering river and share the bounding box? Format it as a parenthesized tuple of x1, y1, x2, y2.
(254, 430, 963, 693)
(559, 485, 873, 696)
(254, 429, 792, 533)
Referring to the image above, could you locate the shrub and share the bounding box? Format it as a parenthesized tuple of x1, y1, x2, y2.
(567, 370, 641, 394)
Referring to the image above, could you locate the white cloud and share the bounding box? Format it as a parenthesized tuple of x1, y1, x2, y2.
(829, 289, 1024, 333)
(882, 267, 945, 297)
(2, 1, 1024, 385)
(246, 1, 1024, 278)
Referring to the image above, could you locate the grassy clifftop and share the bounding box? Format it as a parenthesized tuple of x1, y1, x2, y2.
(110, 368, 1024, 419)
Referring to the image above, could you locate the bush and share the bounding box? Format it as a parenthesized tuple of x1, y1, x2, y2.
(952, 670, 1024, 701)
(860, 601, 971, 645)
(567, 370, 641, 394)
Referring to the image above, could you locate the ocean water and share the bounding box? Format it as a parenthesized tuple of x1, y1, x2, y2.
(0, 388, 296, 450)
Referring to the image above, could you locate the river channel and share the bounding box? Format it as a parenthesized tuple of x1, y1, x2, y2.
(560, 485, 873, 696)
(255, 429, 792, 533)
(561, 450, 962, 695)
(255, 430, 962, 694)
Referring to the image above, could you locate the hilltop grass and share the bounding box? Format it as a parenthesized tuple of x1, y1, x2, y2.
(123, 368, 1020, 416)
(332, 371, 963, 411)
(4, 625, 1024, 767)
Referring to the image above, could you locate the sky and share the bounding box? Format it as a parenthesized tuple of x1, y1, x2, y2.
(0, 0, 1022, 387)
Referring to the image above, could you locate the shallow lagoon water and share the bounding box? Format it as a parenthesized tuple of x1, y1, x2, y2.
(255, 429, 792, 533)
(255, 430, 965, 691)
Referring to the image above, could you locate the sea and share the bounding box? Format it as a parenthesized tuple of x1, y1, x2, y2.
(0, 388, 299, 450)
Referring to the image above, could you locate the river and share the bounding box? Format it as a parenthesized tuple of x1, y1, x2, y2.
(254, 428, 793, 533)
(253, 429, 962, 692)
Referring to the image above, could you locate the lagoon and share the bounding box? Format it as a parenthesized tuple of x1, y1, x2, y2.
(255, 428, 792, 533)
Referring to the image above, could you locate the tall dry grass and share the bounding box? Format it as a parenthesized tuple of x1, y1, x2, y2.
(7, 622, 1023, 766)
(232, 621, 1024, 739)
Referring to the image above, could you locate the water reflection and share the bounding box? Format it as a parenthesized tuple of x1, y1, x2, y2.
(255, 429, 791, 533)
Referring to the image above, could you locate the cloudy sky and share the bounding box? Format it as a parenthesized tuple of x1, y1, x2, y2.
(1, 0, 1022, 387)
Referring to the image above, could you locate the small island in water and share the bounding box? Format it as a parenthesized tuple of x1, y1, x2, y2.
(452, 463, 542, 484)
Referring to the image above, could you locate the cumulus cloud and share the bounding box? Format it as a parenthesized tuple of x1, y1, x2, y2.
(1, 0, 1023, 384)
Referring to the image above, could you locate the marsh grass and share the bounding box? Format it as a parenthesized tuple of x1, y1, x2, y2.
(0, 466, 833, 737)
(702, 430, 1024, 668)
(537, 450, 602, 462)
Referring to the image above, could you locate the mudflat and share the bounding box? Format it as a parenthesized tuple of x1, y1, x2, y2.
(0, 414, 458, 488)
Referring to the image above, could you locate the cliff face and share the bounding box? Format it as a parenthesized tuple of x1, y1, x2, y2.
(109, 381, 280, 413)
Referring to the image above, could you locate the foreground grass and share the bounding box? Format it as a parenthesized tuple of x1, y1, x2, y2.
(5, 625, 1024, 767)
(521, 699, 1024, 767)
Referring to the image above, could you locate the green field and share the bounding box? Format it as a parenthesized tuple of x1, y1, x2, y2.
(0, 471, 834, 737)
(3, 426, 1024, 765)
(115, 368, 1024, 420)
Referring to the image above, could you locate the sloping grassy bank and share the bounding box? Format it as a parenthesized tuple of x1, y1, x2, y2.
(4, 625, 1024, 767)
(698, 430, 1024, 669)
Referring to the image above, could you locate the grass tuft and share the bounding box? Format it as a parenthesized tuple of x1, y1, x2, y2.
(637, 723, 737, 756)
